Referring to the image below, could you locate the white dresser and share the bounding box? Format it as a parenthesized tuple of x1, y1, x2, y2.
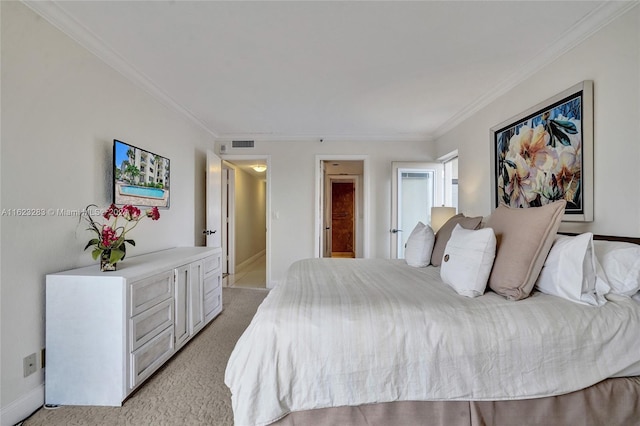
(45, 247, 223, 406)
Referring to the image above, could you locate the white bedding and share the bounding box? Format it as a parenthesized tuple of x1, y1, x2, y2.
(225, 258, 640, 426)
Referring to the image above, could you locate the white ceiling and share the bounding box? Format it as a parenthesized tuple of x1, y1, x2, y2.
(25, 1, 636, 142)
(324, 160, 364, 176)
(225, 159, 268, 179)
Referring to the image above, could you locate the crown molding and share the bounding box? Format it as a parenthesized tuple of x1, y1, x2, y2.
(20, 0, 428, 144)
(22, 0, 635, 144)
(431, 1, 639, 140)
(215, 132, 431, 143)
(21, 0, 219, 139)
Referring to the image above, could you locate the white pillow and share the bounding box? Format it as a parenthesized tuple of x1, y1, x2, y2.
(404, 222, 435, 267)
(535, 233, 609, 306)
(440, 224, 496, 298)
(593, 240, 640, 296)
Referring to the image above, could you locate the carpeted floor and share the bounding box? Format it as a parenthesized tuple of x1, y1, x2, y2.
(22, 287, 268, 426)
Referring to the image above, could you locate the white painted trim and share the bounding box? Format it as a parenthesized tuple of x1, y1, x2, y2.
(1, 384, 44, 426)
(391, 162, 444, 258)
(437, 149, 459, 163)
(432, 1, 638, 140)
(217, 133, 430, 143)
(21, 0, 217, 139)
(314, 155, 370, 259)
(22, 1, 635, 144)
(326, 175, 361, 258)
(221, 154, 273, 288)
(235, 249, 266, 273)
(221, 163, 237, 276)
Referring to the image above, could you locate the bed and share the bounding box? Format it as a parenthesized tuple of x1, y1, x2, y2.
(225, 205, 640, 425)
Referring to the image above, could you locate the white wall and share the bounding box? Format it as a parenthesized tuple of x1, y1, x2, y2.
(220, 140, 436, 284)
(234, 168, 267, 266)
(10, 2, 634, 423)
(435, 6, 640, 237)
(0, 2, 214, 423)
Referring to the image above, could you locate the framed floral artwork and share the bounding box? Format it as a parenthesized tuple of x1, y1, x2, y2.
(490, 81, 594, 222)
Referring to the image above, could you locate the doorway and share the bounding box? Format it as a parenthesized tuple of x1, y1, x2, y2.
(329, 178, 357, 258)
(390, 161, 444, 259)
(220, 155, 270, 288)
(316, 156, 368, 258)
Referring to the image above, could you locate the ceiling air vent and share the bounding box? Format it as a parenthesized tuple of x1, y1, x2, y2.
(232, 140, 255, 148)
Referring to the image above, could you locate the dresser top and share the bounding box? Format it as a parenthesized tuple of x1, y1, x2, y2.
(49, 247, 221, 281)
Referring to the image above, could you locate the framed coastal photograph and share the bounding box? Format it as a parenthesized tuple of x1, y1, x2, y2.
(490, 80, 593, 222)
(113, 139, 171, 208)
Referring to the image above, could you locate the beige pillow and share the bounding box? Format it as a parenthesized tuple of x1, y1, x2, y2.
(431, 214, 483, 266)
(487, 200, 567, 300)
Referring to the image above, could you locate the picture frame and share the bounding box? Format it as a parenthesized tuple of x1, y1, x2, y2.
(113, 139, 171, 209)
(490, 80, 593, 222)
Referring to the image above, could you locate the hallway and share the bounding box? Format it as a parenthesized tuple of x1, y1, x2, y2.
(223, 252, 266, 289)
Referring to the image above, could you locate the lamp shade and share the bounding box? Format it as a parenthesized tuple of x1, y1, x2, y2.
(252, 165, 267, 173)
(431, 206, 456, 233)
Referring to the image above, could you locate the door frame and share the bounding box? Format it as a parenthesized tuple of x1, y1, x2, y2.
(326, 175, 360, 258)
(221, 162, 236, 276)
(314, 155, 370, 258)
(390, 161, 444, 259)
(220, 154, 272, 288)
(206, 150, 222, 249)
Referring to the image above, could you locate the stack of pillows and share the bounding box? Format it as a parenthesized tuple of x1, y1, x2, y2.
(404, 200, 640, 305)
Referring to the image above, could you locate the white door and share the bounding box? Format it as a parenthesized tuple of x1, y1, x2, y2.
(320, 175, 332, 257)
(221, 165, 236, 275)
(206, 150, 222, 248)
(321, 163, 332, 257)
(391, 162, 444, 259)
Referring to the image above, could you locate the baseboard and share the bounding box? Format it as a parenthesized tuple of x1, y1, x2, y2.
(235, 249, 265, 272)
(1, 384, 44, 426)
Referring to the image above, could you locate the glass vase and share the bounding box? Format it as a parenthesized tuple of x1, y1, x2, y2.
(100, 250, 117, 272)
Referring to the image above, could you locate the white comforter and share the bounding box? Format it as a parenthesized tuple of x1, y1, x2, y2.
(225, 259, 640, 426)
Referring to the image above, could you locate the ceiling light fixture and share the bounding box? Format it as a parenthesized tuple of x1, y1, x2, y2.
(252, 165, 267, 173)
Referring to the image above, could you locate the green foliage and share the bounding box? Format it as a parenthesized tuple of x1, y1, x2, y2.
(81, 203, 159, 269)
(546, 119, 578, 148)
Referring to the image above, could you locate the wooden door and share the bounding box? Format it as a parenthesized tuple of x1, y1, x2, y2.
(331, 181, 355, 257)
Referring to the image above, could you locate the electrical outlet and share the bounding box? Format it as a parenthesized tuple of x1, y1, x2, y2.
(23, 353, 37, 377)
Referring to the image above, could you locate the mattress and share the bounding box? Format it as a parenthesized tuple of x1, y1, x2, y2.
(225, 258, 640, 426)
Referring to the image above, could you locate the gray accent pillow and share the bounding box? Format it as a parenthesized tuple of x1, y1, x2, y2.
(430, 214, 483, 266)
(405, 222, 435, 268)
(487, 200, 566, 300)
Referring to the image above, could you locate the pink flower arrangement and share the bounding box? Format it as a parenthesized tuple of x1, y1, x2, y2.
(83, 203, 160, 269)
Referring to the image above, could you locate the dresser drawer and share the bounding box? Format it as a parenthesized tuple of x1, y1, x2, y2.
(130, 271, 173, 316)
(203, 272, 222, 296)
(130, 299, 173, 351)
(203, 254, 221, 276)
(130, 326, 174, 389)
(204, 287, 222, 321)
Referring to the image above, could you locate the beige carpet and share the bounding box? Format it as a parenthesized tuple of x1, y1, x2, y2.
(23, 287, 268, 426)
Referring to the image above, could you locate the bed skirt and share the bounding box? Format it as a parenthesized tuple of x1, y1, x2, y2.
(272, 376, 640, 426)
